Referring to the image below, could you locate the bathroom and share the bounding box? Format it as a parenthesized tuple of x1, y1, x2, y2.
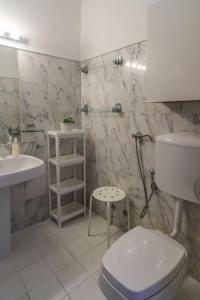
(0, 0, 200, 299)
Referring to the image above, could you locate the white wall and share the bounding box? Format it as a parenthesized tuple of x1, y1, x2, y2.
(0, 0, 81, 60)
(0, 46, 18, 78)
(0, 0, 160, 61)
(81, 0, 159, 60)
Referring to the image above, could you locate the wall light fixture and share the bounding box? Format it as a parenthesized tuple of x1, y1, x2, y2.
(126, 61, 146, 71)
(0, 30, 24, 42)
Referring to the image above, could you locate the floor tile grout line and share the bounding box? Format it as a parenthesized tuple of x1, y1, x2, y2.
(42, 252, 76, 278)
(26, 272, 68, 298)
(22, 272, 53, 293)
(62, 238, 96, 260)
(17, 258, 53, 292)
(0, 268, 17, 284)
(49, 240, 102, 296)
(71, 247, 102, 278)
(43, 255, 90, 296)
(11, 213, 111, 239)
(21, 255, 76, 299)
(43, 258, 75, 275)
(52, 258, 89, 290)
(68, 275, 103, 298)
(17, 270, 29, 294)
(0, 272, 27, 300)
(0, 255, 44, 286)
(53, 265, 89, 296)
(51, 222, 121, 279)
(60, 291, 73, 300)
(12, 255, 43, 274)
(67, 276, 90, 295)
(0, 214, 117, 299)
(68, 230, 123, 277)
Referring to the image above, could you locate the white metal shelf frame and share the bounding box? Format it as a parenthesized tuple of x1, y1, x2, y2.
(47, 130, 86, 228)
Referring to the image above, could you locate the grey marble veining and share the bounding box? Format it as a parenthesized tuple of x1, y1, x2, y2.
(8, 50, 81, 233)
(81, 41, 200, 281)
(48, 56, 81, 130)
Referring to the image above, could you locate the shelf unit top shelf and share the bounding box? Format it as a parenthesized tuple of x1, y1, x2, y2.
(48, 130, 85, 138)
(49, 154, 84, 167)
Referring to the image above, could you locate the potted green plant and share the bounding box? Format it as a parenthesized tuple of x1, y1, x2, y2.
(60, 116, 76, 131)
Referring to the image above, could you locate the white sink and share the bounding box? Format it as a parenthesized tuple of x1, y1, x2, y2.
(0, 155, 45, 260)
(0, 155, 45, 188)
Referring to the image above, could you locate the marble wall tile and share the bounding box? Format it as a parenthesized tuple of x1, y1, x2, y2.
(24, 195, 49, 228)
(9, 50, 81, 233)
(81, 41, 200, 282)
(11, 195, 49, 232)
(48, 56, 81, 130)
(11, 201, 26, 233)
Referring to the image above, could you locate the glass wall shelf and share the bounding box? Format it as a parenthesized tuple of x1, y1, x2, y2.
(9, 128, 45, 135)
(80, 103, 123, 114)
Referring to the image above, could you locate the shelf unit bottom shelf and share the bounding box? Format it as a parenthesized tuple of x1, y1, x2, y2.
(50, 201, 84, 223)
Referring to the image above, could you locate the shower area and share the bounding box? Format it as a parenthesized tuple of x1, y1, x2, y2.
(80, 40, 200, 283)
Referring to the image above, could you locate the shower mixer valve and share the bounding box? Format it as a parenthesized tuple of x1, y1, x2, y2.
(132, 132, 154, 143)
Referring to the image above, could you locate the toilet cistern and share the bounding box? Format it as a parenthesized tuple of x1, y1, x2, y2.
(155, 132, 200, 237)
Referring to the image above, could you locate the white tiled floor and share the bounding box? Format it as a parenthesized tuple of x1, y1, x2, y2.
(19, 260, 52, 290)
(0, 214, 200, 300)
(28, 275, 66, 300)
(0, 273, 25, 300)
(69, 278, 105, 300)
(0, 213, 117, 300)
(44, 248, 74, 273)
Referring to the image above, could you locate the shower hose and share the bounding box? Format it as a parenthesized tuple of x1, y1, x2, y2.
(133, 133, 157, 219)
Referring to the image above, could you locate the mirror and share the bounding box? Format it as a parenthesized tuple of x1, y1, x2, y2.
(0, 45, 20, 144)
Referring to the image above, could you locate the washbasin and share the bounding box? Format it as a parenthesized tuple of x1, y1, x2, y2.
(0, 155, 45, 188)
(0, 155, 45, 260)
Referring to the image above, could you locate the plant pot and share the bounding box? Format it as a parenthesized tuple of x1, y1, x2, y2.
(60, 122, 75, 132)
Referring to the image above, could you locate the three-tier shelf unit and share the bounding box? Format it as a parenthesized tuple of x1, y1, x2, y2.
(47, 130, 86, 228)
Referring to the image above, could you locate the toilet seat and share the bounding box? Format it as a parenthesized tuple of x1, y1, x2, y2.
(101, 226, 187, 300)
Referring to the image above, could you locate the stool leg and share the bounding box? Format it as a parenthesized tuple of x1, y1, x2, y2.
(107, 202, 111, 249)
(126, 196, 131, 230)
(88, 194, 93, 236)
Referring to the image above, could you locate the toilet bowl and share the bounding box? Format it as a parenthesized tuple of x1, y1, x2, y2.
(99, 226, 187, 300)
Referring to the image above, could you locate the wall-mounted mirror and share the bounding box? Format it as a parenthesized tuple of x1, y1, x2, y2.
(0, 45, 20, 144)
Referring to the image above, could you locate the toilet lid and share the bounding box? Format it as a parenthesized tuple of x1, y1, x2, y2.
(101, 226, 187, 300)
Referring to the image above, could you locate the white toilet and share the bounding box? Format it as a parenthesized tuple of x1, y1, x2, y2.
(99, 132, 200, 300)
(99, 226, 187, 300)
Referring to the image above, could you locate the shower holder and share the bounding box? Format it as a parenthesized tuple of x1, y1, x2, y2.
(81, 65, 88, 74)
(80, 104, 89, 113)
(113, 55, 124, 66)
(80, 103, 123, 114)
(112, 103, 123, 113)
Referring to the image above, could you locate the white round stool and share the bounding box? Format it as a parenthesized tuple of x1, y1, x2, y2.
(88, 186, 131, 249)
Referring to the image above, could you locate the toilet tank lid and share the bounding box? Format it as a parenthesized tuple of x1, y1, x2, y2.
(156, 132, 200, 148)
(101, 226, 187, 300)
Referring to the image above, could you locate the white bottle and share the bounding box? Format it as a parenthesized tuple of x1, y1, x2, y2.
(12, 137, 20, 156)
(8, 135, 13, 144)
